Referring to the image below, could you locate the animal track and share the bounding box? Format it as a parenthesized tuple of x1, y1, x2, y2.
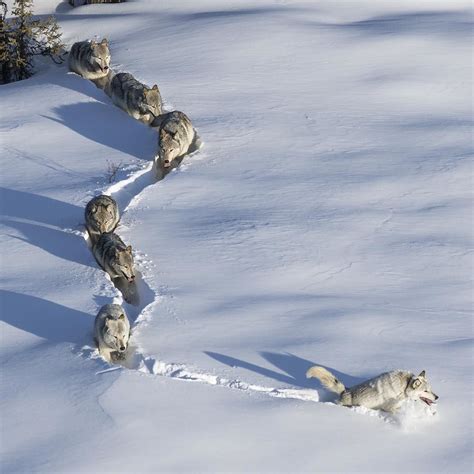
(70, 50, 432, 430)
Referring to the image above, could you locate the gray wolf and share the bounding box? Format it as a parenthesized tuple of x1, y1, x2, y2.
(151, 111, 200, 172)
(94, 304, 130, 362)
(85, 195, 119, 243)
(306, 366, 438, 413)
(107, 72, 162, 125)
(68, 39, 111, 80)
(92, 232, 135, 282)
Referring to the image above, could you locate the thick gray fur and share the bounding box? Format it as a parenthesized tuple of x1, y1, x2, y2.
(151, 111, 200, 173)
(92, 232, 135, 282)
(306, 366, 438, 413)
(91, 68, 115, 90)
(68, 38, 111, 80)
(85, 195, 119, 243)
(94, 304, 131, 362)
(106, 72, 162, 125)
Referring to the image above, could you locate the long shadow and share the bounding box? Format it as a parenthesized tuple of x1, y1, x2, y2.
(0, 187, 83, 228)
(205, 351, 363, 390)
(303, 10, 472, 40)
(3, 218, 96, 269)
(0, 290, 93, 344)
(48, 67, 111, 104)
(174, 5, 297, 21)
(260, 352, 362, 388)
(42, 101, 156, 160)
(341, 11, 472, 38)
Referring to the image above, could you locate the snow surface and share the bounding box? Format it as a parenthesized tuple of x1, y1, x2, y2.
(1, 0, 473, 472)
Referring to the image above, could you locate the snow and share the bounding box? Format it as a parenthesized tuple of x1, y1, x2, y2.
(1, 0, 473, 472)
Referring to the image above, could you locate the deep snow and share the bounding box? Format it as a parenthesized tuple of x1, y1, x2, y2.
(1, 0, 473, 472)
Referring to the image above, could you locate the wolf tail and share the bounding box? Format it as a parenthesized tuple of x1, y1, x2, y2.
(306, 366, 346, 395)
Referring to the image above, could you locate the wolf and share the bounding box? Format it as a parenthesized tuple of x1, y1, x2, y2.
(106, 72, 162, 125)
(68, 38, 111, 80)
(92, 232, 135, 282)
(94, 304, 131, 362)
(306, 366, 438, 413)
(151, 111, 199, 172)
(84, 195, 119, 243)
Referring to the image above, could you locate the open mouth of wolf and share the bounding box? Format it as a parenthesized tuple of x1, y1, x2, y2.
(420, 397, 435, 406)
(121, 272, 135, 283)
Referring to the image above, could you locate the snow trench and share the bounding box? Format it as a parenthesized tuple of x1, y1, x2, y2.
(74, 74, 435, 429)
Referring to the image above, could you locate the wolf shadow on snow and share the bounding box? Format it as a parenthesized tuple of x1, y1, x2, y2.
(0, 290, 93, 345)
(205, 351, 364, 398)
(42, 101, 156, 161)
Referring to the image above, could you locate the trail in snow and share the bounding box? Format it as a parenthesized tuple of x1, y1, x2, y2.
(76, 150, 433, 427)
(68, 93, 328, 406)
(71, 65, 437, 428)
(86, 149, 325, 406)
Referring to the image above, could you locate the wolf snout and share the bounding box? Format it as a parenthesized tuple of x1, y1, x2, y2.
(104, 65, 109, 71)
(163, 160, 171, 167)
(119, 345, 126, 352)
(128, 275, 135, 282)
(434, 393, 439, 400)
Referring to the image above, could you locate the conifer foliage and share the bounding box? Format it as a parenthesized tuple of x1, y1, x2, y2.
(0, 0, 64, 84)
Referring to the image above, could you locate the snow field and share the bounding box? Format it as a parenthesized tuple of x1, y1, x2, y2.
(1, 0, 472, 472)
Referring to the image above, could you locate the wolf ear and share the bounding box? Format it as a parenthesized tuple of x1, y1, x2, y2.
(119, 313, 125, 320)
(126, 245, 132, 253)
(152, 84, 159, 90)
(101, 38, 108, 45)
(91, 205, 97, 213)
(418, 370, 426, 378)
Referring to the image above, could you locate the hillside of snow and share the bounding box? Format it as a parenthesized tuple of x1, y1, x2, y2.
(1, 0, 472, 472)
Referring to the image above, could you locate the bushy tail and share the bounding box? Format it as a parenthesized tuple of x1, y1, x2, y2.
(306, 366, 346, 395)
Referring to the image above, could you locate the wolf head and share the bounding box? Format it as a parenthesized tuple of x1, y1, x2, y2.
(111, 245, 135, 282)
(159, 129, 180, 168)
(90, 38, 111, 73)
(139, 85, 161, 118)
(103, 309, 130, 354)
(406, 370, 438, 407)
(89, 200, 117, 233)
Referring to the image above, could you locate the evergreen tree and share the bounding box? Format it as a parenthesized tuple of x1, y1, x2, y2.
(0, 0, 64, 84)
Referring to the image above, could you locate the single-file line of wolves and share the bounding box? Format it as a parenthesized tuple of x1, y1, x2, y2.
(69, 38, 439, 416)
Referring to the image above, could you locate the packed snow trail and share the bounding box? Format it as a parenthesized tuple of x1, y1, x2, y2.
(81, 150, 325, 405)
(77, 132, 436, 428)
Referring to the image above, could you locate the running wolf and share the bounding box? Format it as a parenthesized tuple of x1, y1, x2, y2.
(306, 366, 438, 413)
(107, 72, 162, 124)
(94, 304, 131, 362)
(92, 232, 135, 282)
(85, 195, 119, 243)
(68, 39, 111, 80)
(152, 111, 199, 172)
